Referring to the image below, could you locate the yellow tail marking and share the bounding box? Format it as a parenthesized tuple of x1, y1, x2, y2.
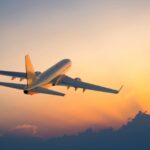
(25, 55, 36, 87)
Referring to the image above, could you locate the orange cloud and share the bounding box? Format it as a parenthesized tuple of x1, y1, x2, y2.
(10, 124, 38, 137)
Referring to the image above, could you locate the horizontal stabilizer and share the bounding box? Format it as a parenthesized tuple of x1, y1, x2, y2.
(31, 87, 65, 96)
(0, 82, 65, 96)
(0, 82, 27, 90)
(0, 71, 26, 78)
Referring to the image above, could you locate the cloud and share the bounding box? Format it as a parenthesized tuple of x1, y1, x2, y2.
(10, 124, 38, 137)
(1, 111, 150, 150)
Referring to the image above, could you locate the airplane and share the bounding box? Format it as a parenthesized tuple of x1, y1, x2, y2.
(0, 55, 123, 96)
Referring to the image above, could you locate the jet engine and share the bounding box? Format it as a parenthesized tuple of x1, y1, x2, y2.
(74, 77, 82, 82)
(35, 71, 42, 77)
(24, 90, 29, 94)
(74, 78, 82, 91)
(23, 90, 37, 95)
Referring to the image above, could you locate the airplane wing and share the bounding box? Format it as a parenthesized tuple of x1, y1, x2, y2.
(57, 76, 122, 94)
(0, 70, 26, 78)
(0, 82, 65, 96)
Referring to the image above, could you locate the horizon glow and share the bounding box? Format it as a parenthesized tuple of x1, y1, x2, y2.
(0, 0, 150, 137)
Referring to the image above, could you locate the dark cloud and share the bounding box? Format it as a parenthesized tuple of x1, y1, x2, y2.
(0, 111, 150, 150)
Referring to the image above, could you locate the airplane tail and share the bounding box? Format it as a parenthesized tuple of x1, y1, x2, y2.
(25, 55, 37, 87)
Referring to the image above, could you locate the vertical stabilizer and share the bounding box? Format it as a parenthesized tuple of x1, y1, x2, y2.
(25, 55, 36, 87)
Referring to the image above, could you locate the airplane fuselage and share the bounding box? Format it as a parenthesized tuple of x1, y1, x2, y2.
(27, 59, 71, 90)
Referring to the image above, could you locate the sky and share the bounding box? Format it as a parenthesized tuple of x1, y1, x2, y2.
(0, 0, 150, 138)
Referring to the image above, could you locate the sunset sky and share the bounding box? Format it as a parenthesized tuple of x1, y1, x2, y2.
(0, 0, 150, 138)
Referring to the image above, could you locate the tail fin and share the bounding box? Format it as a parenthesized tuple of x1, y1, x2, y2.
(25, 55, 36, 87)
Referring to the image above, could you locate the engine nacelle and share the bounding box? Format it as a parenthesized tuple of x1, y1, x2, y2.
(74, 78, 82, 91)
(35, 71, 42, 77)
(74, 77, 82, 82)
(24, 90, 37, 95)
(24, 90, 29, 94)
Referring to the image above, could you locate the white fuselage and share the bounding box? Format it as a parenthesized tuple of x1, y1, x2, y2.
(27, 59, 71, 90)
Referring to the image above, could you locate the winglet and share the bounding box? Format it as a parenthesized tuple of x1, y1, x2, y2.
(117, 85, 123, 93)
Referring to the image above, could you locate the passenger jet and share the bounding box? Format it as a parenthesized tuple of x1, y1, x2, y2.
(0, 55, 122, 96)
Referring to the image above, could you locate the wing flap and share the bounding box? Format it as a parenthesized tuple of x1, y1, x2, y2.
(59, 76, 121, 94)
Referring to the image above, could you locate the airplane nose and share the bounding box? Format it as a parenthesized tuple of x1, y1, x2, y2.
(64, 59, 71, 63)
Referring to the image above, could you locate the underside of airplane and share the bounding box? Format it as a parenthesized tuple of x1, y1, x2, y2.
(0, 55, 123, 96)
